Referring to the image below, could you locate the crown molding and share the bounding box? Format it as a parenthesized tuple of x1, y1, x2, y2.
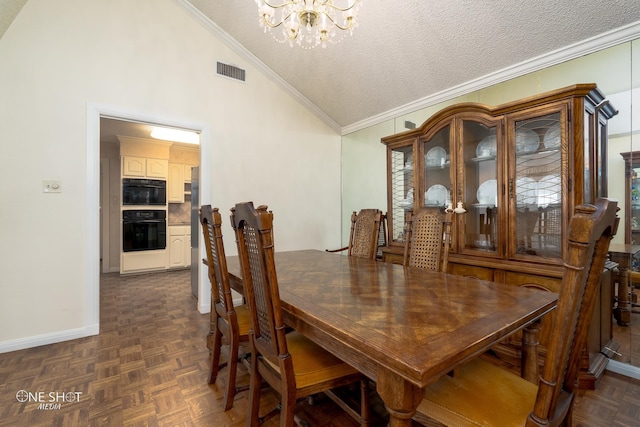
(342, 20, 640, 135)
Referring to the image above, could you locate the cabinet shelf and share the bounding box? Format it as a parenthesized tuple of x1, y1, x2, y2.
(425, 163, 451, 170)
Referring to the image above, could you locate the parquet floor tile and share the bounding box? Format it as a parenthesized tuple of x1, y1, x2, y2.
(0, 268, 638, 426)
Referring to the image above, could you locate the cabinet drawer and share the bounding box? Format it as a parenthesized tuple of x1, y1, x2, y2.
(449, 263, 493, 281)
(381, 246, 404, 265)
(504, 271, 561, 293)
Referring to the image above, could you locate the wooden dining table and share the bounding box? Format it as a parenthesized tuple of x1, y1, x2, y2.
(225, 249, 558, 426)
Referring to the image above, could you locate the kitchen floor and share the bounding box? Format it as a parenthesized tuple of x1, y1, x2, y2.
(0, 270, 639, 426)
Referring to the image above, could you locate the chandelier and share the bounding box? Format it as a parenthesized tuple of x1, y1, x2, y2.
(255, 0, 363, 49)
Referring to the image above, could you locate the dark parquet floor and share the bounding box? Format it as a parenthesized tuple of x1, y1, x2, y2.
(1, 269, 640, 426)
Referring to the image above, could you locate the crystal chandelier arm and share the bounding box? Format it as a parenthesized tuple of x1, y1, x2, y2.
(260, 10, 297, 29)
(257, 0, 297, 28)
(260, 0, 296, 8)
(320, 13, 355, 31)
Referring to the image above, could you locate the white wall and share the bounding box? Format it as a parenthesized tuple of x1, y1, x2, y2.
(0, 0, 341, 351)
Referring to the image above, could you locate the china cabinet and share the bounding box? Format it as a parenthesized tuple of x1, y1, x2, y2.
(621, 151, 640, 245)
(381, 83, 617, 387)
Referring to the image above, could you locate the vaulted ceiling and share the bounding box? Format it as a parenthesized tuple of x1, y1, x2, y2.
(3, 0, 640, 134)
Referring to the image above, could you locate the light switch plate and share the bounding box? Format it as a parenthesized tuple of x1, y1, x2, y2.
(43, 180, 62, 193)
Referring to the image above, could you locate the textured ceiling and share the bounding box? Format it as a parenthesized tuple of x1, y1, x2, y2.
(2, 0, 640, 134)
(187, 0, 640, 130)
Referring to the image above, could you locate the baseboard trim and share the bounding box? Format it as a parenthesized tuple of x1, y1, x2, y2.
(0, 325, 99, 354)
(606, 359, 640, 380)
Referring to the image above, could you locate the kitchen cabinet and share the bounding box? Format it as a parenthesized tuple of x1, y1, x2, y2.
(184, 164, 193, 183)
(381, 83, 618, 386)
(167, 225, 191, 268)
(168, 163, 185, 203)
(121, 251, 167, 274)
(620, 151, 640, 244)
(122, 156, 168, 179)
(168, 163, 195, 203)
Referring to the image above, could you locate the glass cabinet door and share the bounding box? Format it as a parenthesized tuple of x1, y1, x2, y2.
(422, 125, 451, 208)
(621, 152, 640, 244)
(389, 144, 415, 244)
(510, 111, 563, 260)
(460, 120, 501, 254)
(631, 166, 640, 244)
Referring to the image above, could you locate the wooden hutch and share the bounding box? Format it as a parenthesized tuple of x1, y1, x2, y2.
(621, 151, 640, 244)
(381, 83, 618, 388)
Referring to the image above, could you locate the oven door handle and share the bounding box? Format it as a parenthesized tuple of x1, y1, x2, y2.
(123, 219, 166, 224)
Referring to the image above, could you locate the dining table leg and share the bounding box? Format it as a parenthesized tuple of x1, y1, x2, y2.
(376, 367, 425, 426)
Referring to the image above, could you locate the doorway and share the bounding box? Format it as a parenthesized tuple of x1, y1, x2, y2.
(87, 104, 212, 334)
(99, 117, 201, 276)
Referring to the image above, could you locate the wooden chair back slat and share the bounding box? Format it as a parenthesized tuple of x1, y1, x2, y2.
(403, 207, 452, 272)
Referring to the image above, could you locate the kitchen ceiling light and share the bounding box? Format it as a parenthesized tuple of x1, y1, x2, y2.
(150, 127, 200, 145)
(256, 0, 363, 49)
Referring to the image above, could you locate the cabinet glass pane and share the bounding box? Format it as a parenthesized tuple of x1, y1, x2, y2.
(515, 112, 562, 258)
(597, 115, 608, 199)
(423, 126, 451, 208)
(584, 110, 593, 203)
(463, 122, 498, 252)
(390, 146, 414, 243)
(631, 166, 640, 244)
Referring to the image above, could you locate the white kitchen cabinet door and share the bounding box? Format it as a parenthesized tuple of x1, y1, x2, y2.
(146, 159, 168, 179)
(122, 156, 146, 177)
(168, 233, 186, 268)
(168, 163, 185, 203)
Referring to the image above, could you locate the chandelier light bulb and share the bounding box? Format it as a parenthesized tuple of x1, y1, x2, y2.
(255, 0, 363, 49)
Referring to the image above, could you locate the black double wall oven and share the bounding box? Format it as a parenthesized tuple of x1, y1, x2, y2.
(122, 178, 166, 206)
(122, 179, 167, 252)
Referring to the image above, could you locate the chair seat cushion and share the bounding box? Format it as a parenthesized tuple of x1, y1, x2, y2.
(415, 358, 537, 427)
(264, 331, 359, 389)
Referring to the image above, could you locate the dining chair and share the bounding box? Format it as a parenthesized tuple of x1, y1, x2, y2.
(403, 206, 452, 271)
(231, 201, 370, 427)
(200, 205, 251, 410)
(326, 209, 384, 260)
(412, 198, 618, 427)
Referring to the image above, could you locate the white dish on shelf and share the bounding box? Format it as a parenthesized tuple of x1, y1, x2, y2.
(425, 146, 447, 166)
(537, 174, 561, 207)
(406, 188, 414, 200)
(399, 199, 413, 209)
(476, 179, 497, 206)
(543, 122, 561, 149)
(474, 239, 492, 249)
(476, 134, 497, 158)
(425, 184, 449, 206)
(516, 176, 538, 205)
(515, 128, 540, 154)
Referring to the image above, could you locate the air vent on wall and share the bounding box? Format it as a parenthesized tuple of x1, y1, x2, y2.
(217, 61, 246, 82)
